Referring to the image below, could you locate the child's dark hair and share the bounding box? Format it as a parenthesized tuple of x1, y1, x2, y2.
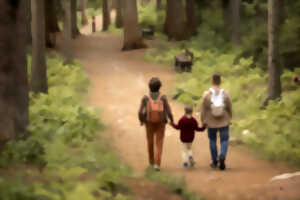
(185, 106, 193, 115)
(212, 74, 221, 85)
(149, 77, 162, 92)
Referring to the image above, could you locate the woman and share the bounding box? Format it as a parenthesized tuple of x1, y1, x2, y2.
(138, 77, 174, 171)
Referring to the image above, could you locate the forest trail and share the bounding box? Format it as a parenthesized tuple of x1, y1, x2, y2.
(72, 18, 300, 200)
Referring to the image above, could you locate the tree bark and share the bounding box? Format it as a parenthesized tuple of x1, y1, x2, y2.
(266, 0, 282, 103)
(63, 0, 73, 63)
(230, 0, 241, 45)
(0, 0, 29, 142)
(122, 0, 147, 50)
(80, 0, 88, 25)
(116, 0, 123, 28)
(71, 0, 80, 38)
(31, 0, 48, 94)
(25, 0, 32, 45)
(186, 0, 198, 37)
(165, 0, 186, 41)
(45, 0, 60, 48)
(156, 0, 162, 10)
(102, 0, 111, 31)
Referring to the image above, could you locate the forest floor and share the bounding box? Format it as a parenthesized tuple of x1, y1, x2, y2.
(71, 15, 300, 200)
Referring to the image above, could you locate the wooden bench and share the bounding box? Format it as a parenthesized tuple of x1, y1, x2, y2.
(175, 49, 194, 72)
(142, 26, 155, 39)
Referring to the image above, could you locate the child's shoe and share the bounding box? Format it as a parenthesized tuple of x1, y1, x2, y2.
(189, 156, 195, 167)
(183, 162, 188, 168)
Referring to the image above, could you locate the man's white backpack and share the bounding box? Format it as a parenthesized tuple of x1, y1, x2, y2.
(209, 88, 225, 117)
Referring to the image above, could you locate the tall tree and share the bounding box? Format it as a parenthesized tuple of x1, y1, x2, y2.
(230, 0, 241, 45)
(63, 0, 73, 63)
(25, 0, 32, 44)
(31, 0, 48, 94)
(115, 0, 123, 28)
(266, 0, 282, 103)
(102, 0, 111, 31)
(0, 0, 29, 142)
(45, 0, 60, 48)
(186, 0, 198, 37)
(165, 0, 186, 40)
(222, 0, 241, 44)
(122, 0, 146, 50)
(80, 0, 88, 25)
(71, 0, 80, 38)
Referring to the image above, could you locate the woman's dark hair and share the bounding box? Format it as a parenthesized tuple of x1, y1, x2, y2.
(212, 74, 221, 85)
(149, 77, 162, 92)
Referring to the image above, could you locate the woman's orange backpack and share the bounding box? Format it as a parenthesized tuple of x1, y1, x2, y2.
(146, 95, 164, 123)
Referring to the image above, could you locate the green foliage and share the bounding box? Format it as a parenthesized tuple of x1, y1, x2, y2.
(145, 168, 205, 200)
(0, 55, 132, 200)
(0, 179, 41, 200)
(138, 1, 166, 32)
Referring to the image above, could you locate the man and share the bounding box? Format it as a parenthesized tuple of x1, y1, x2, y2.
(201, 74, 232, 170)
(138, 77, 174, 171)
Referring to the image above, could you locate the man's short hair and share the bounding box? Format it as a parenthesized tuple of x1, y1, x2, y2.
(212, 74, 221, 85)
(184, 106, 193, 115)
(149, 77, 162, 92)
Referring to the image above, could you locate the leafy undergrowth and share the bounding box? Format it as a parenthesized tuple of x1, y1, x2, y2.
(0, 55, 132, 200)
(145, 168, 205, 200)
(144, 24, 300, 167)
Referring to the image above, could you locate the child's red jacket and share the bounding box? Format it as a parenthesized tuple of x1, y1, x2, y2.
(172, 116, 205, 143)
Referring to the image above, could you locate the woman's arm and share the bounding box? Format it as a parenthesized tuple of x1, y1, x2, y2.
(162, 95, 174, 123)
(138, 96, 147, 124)
(194, 118, 206, 132)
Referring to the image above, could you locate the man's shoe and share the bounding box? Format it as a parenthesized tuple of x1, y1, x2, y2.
(189, 156, 195, 167)
(183, 162, 188, 168)
(210, 162, 218, 169)
(219, 157, 226, 170)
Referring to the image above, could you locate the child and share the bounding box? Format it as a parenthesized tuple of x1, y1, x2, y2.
(171, 106, 206, 168)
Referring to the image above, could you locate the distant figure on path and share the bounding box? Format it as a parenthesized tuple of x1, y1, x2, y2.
(201, 74, 232, 170)
(138, 77, 174, 171)
(171, 106, 206, 168)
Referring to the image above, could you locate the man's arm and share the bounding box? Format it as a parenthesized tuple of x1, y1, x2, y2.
(201, 91, 209, 125)
(224, 92, 233, 121)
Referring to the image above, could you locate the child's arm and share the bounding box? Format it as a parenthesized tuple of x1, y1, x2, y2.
(194, 119, 206, 132)
(170, 119, 181, 130)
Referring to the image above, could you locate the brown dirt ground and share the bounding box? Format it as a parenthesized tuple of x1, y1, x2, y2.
(72, 14, 300, 200)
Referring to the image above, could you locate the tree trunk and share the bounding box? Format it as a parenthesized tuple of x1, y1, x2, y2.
(186, 0, 198, 37)
(63, 0, 73, 63)
(266, 0, 282, 103)
(102, 0, 111, 31)
(156, 0, 162, 10)
(25, 0, 32, 45)
(111, 0, 117, 9)
(230, 0, 241, 45)
(45, 0, 60, 48)
(80, 0, 88, 25)
(0, 0, 29, 142)
(165, 0, 186, 41)
(71, 0, 80, 38)
(31, 0, 48, 94)
(116, 0, 123, 28)
(122, 0, 147, 51)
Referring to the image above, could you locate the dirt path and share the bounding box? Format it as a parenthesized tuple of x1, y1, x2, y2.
(73, 20, 300, 200)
